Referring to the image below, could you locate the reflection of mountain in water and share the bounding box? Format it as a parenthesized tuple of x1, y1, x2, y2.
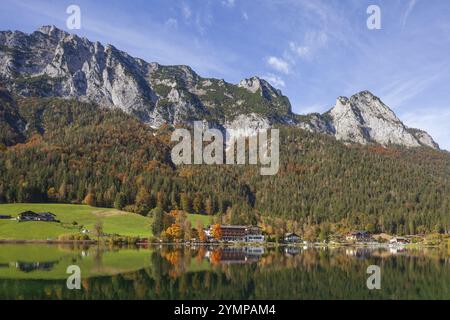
(15, 261, 58, 273)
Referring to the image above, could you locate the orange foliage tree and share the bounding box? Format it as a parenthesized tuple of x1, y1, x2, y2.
(211, 224, 222, 241)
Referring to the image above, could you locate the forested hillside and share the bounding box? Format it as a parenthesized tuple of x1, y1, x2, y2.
(1, 94, 449, 235)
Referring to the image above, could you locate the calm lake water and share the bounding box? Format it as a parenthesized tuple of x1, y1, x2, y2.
(0, 244, 449, 300)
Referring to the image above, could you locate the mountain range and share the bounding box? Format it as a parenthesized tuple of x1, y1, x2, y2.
(0, 26, 439, 150)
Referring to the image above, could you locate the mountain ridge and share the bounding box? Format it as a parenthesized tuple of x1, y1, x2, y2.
(0, 25, 439, 149)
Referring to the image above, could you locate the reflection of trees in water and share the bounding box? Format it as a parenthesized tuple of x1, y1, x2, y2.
(1, 247, 449, 300)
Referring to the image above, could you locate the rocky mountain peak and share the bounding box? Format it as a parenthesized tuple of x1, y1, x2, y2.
(37, 25, 69, 39)
(238, 76, 264, 93)
(239, 76, 282, 99)
(326, 91, 438, 148)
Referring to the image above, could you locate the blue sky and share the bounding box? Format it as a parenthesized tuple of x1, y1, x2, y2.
(1, 0, 449, 150)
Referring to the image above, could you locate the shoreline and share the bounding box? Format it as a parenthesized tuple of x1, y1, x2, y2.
(0, 239, 444, 249)
(0, 239, 97, 244)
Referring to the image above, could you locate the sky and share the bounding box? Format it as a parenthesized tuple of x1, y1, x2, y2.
(0, 0, 449, 150)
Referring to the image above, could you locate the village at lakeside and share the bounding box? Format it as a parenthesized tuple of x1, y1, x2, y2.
(0, 203, 448, 247)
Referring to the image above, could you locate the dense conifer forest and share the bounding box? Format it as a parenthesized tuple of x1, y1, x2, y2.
(1, 93, 449, 235)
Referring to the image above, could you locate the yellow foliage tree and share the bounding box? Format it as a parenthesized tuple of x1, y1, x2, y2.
(165, 223, 183, 240)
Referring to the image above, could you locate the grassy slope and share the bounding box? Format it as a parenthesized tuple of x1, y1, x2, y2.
(0, 204, 212, 240)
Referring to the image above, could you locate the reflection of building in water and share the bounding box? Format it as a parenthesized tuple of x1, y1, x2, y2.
(345, 248, 372, 259)
(206, 247, 264, 264)
(243, 246, 265, 255)
(284, 246, 302, 256)
(14, 261, 58, 272)
(389, 247, 407, 255)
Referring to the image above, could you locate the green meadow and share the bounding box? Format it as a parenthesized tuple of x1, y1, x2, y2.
(0, 204, 212, 240)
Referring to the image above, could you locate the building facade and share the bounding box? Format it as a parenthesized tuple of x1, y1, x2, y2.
(212, 225, 264, 242)
(284, 233, 301, 243)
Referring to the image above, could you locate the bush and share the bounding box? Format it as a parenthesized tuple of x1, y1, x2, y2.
(58, 234, 75, 241)
(58, 233, 90, 241)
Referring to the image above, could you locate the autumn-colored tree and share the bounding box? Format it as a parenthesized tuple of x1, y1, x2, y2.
(196, 221, 207, 242)
(47, 187, 58, 201)
(58, 182, 67, 201)
(183, 220, 192, 241)
(180, 193, 191, 213)
(162, 213, 175, 231)
(211, 224, 222, 241)
(93, 220, 103, 240)
(83, 192, 96, 206)
(136, 187, 151, 206)
(193, 193, 203, 214)
(165, 223, 183, 240)
(205, 197, 214, 215)
(198, 229, 207, 242)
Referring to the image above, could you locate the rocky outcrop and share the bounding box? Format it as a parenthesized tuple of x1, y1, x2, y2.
(294, 91, 439, 149)
(0, 26, 292, 130)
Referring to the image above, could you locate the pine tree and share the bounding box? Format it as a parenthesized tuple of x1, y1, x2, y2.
(151, 207, 165, 236)
(114, 192, 127, 210)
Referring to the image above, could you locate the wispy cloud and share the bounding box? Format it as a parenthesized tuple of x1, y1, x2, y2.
(262, 74, 285, 88)
(2, 0, 238, 78)
(401, 0, 419, 29)
(165, 18, 178, 30)
(401, 107, 450, 151)
(222, 0, 236, 8)
(380, 69, 444, 108)
(288, 30, 328, 61)
(267, 56, 290, 74)
(181, 2, 192, 20)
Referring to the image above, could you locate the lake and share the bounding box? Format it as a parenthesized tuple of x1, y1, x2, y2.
(0, 244, 449, 300)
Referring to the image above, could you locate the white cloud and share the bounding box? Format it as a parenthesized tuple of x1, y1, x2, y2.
(165, 18, 178, 29)
(222, 0, 236, 8)
(242, 12, 249, 21)
(262, 74, 285, 88)
(267, 56, 290, 74)
(289, 42, 311, 59)
(289, 30, 328, 60)
(182, 3, 192, 20)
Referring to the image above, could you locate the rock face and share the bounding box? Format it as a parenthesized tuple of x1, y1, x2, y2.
(0, 26, 439, 150)
(296, 91, 439, 149)
(0, 26, 292, 129)
(326, 91, 439, 149)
